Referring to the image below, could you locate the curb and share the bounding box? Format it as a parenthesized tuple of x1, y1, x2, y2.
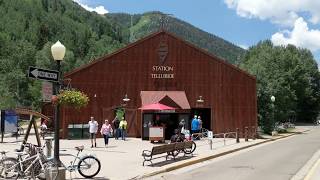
(291, 149, 320, 180)
(134, 129, 310, 180)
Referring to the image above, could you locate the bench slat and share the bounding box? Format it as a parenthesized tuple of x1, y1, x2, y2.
(152, 144, 175, 155)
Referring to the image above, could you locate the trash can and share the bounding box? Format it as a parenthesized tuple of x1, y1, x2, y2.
(68, 124, 82, 139)
(67, 124, 74, 139)
(73, 124, 83, 139)
(82, 124, 90, 139)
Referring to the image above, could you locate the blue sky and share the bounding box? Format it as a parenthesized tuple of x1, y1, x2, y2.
(74, 0, 320, 64)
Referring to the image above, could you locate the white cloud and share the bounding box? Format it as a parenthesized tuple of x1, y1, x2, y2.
(271, 18, 320, 52)
(224, 0, 320, 27)
(225, 0, 320, 53)
(239, 44, 249, 50)
(73, 0, 108, 14)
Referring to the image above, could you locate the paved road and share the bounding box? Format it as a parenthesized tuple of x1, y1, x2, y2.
(147, 126, 320, 180)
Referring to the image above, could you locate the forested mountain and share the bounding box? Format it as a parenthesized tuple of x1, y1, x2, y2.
(106, 12, 246, 64)
(0, 0, 124, 109)
(0, 0, 244, 110)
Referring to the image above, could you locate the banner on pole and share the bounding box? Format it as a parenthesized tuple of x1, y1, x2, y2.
(42, 81, 53, 102)
(4, 110, 18, 133)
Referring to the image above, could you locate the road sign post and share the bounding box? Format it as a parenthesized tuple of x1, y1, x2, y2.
(28, 66, 59, 82)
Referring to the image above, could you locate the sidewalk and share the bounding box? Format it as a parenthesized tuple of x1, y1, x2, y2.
(0, 127, 308, 180)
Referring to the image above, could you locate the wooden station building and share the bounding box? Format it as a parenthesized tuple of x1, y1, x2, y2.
(43, 30, 257, 139)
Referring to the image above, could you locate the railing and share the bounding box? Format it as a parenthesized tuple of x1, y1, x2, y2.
(210, 132, 237, 149)
(194, 126, 257, 150)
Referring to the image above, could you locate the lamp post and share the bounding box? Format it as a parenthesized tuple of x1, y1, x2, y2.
(123, 94, 130, 104)
(196, 96, 204, 103)
(51, 41, 66, 165)
(271, 95, 275, 131)
(121, 94, 130, 119)
(93, 94, 98, 117)
(196, 95, 204, 108)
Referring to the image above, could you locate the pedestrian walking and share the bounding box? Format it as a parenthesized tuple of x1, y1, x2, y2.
(112, 116, 120, 140)
(40, 121, 48, 140)
(198, 116, 203, 130)
(100, 119, 113, 147)
(119, 117, 128, 140)
(191, 115, 199, 134)
(88, 116, 99, 148)
(191, 115, 200, 140)
(179, 119, 186, 134)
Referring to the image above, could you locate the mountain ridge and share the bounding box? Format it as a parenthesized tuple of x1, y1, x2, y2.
(105, 11, 246, 64)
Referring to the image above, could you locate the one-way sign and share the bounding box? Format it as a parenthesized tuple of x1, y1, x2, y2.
(28, 66, 59, 82)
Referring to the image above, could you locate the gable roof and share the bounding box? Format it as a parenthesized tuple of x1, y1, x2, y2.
(140, 91, 191, 109)
(64, 30, 255, 80)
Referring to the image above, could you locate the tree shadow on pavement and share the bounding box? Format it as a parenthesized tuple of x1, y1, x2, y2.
(70, 177, 109, 180)
(145, 155, 194, 167)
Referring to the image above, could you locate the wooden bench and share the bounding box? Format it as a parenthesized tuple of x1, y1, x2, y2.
(142, 143, 176, 166)
(142, 141, 197, 166)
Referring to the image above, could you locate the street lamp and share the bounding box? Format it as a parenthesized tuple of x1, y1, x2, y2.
(123, 94, 130, 103)
(51, 40, 66, 165)
(271, 95, 275, 131)
(121, 94, 130, 120)
(271, 96, 275, 103)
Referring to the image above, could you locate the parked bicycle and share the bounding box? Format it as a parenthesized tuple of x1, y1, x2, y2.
(169, 129, 197, 156)
(0, 143, 58, 179)
(59, 145, 101, 178)
(0, 150, 8, 172)
(200, 128, 209, 138)
(0, 151, 8, 160)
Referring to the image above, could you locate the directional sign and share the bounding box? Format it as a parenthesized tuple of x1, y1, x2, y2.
(28, 66, 59, 82)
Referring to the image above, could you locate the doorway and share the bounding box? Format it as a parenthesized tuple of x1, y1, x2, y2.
(191, 108, 211, 130)
(142, 113, 180, 140)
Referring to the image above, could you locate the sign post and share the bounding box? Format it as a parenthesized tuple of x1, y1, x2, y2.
(0, 110, 4, 143)
(42, 82, 53, 102)
(28, 66, 59, 82)
(208, 131, 213, 150)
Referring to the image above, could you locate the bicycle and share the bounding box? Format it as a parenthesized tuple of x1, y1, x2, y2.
(0, 143, 58, 179)
(59, 145, 101, 178)
(200, 128, 209, 138)
(0, 151, 8, 172)
(0, 151, 8, 160)
(169, 131, 197, 157)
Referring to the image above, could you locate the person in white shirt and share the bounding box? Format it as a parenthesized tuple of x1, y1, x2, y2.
(88, 116, 98, 148)
(40, 121, 48, 140)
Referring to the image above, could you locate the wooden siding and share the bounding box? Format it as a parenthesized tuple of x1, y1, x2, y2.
(43, 31, 257, 138)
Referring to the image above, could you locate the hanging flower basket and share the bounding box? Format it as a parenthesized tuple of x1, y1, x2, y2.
(57, 89, 89, 109)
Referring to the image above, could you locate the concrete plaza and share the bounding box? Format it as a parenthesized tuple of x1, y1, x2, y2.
(0, 129, 306, 180)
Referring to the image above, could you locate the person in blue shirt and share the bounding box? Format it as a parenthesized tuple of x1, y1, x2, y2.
(191, 115, 199, 134)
